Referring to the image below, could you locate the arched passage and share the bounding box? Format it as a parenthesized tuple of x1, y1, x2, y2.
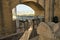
(12, 4, 35, 32)
(12, 1, 44, 20)
(22, 1, 44, 16)
(12, 4, 35, 20)
(12, 1, 44, 32)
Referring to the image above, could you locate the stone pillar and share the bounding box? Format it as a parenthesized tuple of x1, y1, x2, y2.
(49, 0, 54, 22)
(54, 0, 60, 22)
(59, 0, 60, 22)
(45, 0, 50, 22)
(0, 7, 2, 36)
(0, 0, 3, 37)
(2, 0, 16, 35)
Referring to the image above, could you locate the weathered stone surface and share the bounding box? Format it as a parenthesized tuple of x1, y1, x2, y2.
(45, 0, 50, 22)
(11, 0, 19, 9)
(47, 22, 56, 32)
(0, 2, 2, 37)
(53, 23, 59, 32)
(2, 0, 16, 35)
(55, 0, 60, 22)
(47, 22, 55, 27)
(37, 22, 54, 40)
(51, 23, 60, 40)
(54, 23, 60, 37)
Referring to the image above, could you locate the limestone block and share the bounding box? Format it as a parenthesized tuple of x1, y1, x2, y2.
(37, 22, 54, 40)
(53, 23, 59, 32)
(47, 22, 55, 32)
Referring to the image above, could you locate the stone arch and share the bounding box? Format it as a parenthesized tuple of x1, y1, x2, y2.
(12, 1, 44, 16)
(12, 1, 44, 21)
(12, 4, 35, 20)
(22, 1, 44, 16)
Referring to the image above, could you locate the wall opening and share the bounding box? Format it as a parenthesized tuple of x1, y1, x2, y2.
(12, 4, 35, 32)
(12, 3, 44, 33)
(12, 4, 35, 21)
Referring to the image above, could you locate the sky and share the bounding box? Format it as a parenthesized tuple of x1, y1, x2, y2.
(15, 4, 35, 16)
(12, 4, 35, 20)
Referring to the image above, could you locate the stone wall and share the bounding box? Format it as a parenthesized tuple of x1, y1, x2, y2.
(0, 0, 3, 37)
(1, 0, 18, 36)
(54, 0, 60, 21)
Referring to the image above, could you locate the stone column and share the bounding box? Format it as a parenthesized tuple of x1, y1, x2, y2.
(2, 0, 16, 35)
(54, 0, 60, 22)
(0, 0, 2, 37)
(49, 0, 54, 22)
(45, 0, 50, 22)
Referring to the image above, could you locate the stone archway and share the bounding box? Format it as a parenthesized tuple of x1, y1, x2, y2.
(12, 4, 35, 20)
(1, 0, 44, 36)
(12, 4, 35, 33)
(11, 1, 44, 34)
(22, 1, 44, 16)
